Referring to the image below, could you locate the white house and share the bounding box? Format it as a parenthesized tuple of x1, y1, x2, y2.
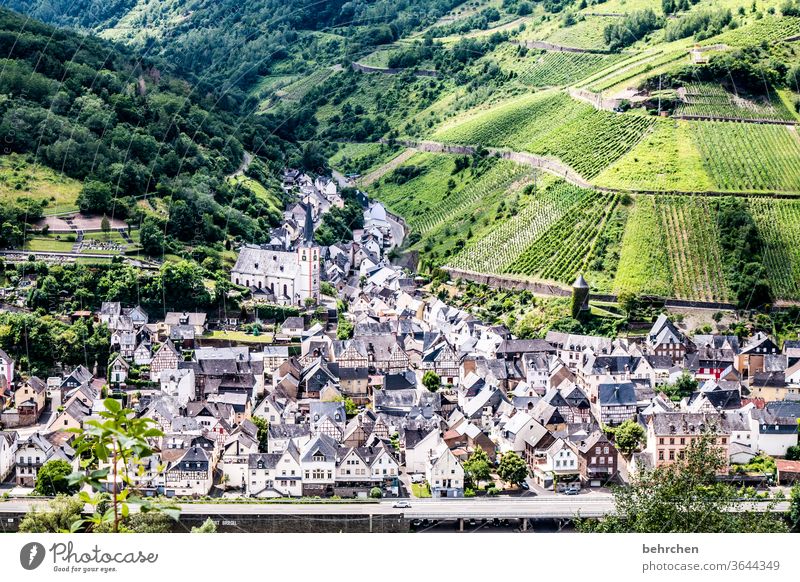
(0, 431, 17, 482)
(300, 433, 338, 496)
(426, 444, 464, 498)
(159, 368, 195, 407)
(0, 348, 14, 391)
(404, 428, 441, 474)
(531, 438, 579, 489)
(14, 433, 76, 488)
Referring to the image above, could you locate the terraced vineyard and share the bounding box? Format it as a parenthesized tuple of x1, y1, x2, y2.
(369, 153, 532, 234)
(277, 68, 338, 102)
(545, 19, 615, 50)
(447, 177, 582, 273)
(690, 122, 800, 193)
(654, 196, 731, 303)
(614, 196, 673, 297)
(414, 161, 532, 233)
(748, 198, 800, 300)
(710, 16, 800, 47)
(502, 188, 621, 283)
(676, 83, 797, 123)
(508, 51, 627, 88)
(432, 91, 655, 179)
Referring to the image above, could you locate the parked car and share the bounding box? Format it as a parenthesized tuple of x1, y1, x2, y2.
(520, 481, 530, 490)
(393, 500, 411, 508)
(564, 488, 579, 496)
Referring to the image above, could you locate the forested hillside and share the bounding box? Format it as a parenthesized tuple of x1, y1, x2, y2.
(4, 0, 800, 307)
(0, 7, 294, 252)
(5, 0, 464, 106)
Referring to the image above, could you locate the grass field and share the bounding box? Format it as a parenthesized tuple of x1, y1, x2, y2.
(432, 91, 655, 179)
(328, 142, 404, 176)
(595, 120, 714, 192)
(0, 154, 81, 214)
(23, 236, 76, 252)
(227, 175, 284, 215)
(370, 152, 532, 234)
(614, 196, 673, 297)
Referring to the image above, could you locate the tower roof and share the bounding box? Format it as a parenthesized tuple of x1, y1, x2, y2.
(304, 201, 314, 244)
(573, 273, 589, 289)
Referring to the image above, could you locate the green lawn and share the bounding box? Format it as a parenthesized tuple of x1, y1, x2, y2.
(411, 482, 431, 498)
(0, 153, 81, 214)
(23, 236, 76, 252)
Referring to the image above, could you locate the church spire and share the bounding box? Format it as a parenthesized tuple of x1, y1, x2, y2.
(304, 199, 314, 244)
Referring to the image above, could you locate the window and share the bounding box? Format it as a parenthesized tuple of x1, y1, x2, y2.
(603, 446, 609, 454)
(658, 451, 664, 460)
(669, 450, 675, 460)
(680, 437, 685, 445)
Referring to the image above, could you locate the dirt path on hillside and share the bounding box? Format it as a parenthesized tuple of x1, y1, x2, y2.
(359, 148, 417, 186)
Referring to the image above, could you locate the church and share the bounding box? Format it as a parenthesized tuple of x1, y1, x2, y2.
(231, 204, 320, 306)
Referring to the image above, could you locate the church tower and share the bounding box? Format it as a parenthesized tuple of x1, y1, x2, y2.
(296, 202, 320, 305)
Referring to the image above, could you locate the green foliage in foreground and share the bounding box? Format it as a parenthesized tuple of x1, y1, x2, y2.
(578, 435, 788, 533)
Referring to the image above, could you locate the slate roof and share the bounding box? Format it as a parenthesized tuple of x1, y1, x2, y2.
(597, 382, 638, 407)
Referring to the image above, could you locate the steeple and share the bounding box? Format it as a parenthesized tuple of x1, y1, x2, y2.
(304, 201, 314, 244)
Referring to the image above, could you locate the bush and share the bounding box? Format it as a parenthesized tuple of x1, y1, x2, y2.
(486, 487, 499, 496)
(369, 487, 382, 499)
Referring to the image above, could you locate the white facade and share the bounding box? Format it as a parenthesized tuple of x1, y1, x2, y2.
(231, 243, 320, 307)
(426, 446, 464, 498)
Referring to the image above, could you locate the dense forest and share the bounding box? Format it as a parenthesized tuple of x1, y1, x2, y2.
(0, 7, 302, 250)
(5, 0, 465, 103)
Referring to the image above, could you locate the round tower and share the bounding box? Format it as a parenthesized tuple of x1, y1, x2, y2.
(571, 273, 590, 318)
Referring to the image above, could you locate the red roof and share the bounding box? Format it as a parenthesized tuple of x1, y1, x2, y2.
(776, 459, 800, 473)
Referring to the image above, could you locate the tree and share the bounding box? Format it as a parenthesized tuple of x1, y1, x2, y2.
(422, 370, 441, 392)
(77, 181, 113, 215)
(100, 215, 110, 233)
(497, 451, 528, 485)
(578, 434, 788, 533)
(786, 445, 800, 461)
(34, 459, 79, 496)
(609, 420, 645, 455)
(139, 217, 165, 256)
(463, 448, 492, 488)
(334, 395, 358, 416)
(617, 291, 639, 316)
(251, 416, 269, 453)
(665, 371, 698, 401)
(369, 487, 382, 499)
(191, 517, 218, 533)
(68, 398, 172, 533)
(19, 495, 83, 533)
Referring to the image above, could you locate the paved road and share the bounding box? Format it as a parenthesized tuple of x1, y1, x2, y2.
(0, 495, 786, 520)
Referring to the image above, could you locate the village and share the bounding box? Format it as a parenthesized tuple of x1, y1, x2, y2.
(1, 169, 800, 505)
